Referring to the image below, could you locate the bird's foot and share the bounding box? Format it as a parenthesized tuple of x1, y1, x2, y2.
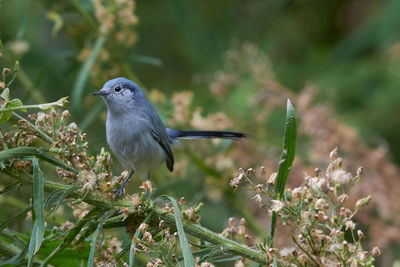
(113, 187, 125, 199)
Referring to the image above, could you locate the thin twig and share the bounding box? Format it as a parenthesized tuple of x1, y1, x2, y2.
(291, 235, 319, 266)
(0, 98, 68, 113)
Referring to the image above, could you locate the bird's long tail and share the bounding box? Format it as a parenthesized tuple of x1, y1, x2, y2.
(166, 128, 246, 140)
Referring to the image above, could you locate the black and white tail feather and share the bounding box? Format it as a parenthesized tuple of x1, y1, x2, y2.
(166, 128, 246, 141)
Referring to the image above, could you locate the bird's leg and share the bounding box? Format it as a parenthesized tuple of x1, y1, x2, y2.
(114, 169, 134, 198)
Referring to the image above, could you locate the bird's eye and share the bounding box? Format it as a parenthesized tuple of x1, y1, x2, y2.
(114, 86, 122, 92)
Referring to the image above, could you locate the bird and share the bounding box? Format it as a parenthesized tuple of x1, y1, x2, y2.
(92, 77, 246, 197)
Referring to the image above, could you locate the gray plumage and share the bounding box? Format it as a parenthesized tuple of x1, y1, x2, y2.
(92, 77, 245, 197)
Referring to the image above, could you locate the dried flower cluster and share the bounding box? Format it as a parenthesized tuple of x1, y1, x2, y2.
(220, 217, 252, 245)
(132, 221, 179, 266)
(76, 0, 139, 86)
(1, 108, 128, 199)
(230, 149, 380, 266)
(0, 129, 37, 172)
(94, 237, 123, 266)
(92, 0, 138, 39)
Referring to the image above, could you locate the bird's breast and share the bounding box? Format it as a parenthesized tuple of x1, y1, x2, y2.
(106, 114, 165, 174)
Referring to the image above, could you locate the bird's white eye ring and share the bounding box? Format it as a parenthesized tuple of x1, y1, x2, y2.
(114, 86, 122, 92)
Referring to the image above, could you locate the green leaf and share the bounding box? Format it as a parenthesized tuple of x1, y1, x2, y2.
(0, 240, 28, 266)
(0, 181, 21, 195)
(27, 157, 45, 266)
(165, 196, 195, 267)
(0, 147, 78, 175)
(38, 240, 89, 267)
(0, 89, 24, 123)
(0, 206, 32, 232)
(273, 257, 278, 267)
(268, 99, 297, 248)
(50, 185, 82, 215)
(8, 98, 25, 112)
(87, 211, 111, 267)
(0, 88, 10, 101)
(71, 35, 106, 114)
(0, 110, 12, 124)
(44, 189, 64, 210)
(0, 89, 11, 123)
(275, 99, 297, 198)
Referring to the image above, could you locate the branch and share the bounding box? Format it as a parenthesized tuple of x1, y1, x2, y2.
(6, 170, 268, 265)
(0, 97, 69, 113)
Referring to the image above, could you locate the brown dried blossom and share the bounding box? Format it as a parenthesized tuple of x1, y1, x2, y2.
(230, 151, 379, 266)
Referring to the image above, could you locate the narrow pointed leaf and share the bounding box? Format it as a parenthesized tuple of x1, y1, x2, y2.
(0, 206, 32, 232)
(0, 147, 78, 174)
(275, 99, 297, 198)
(0, 181, 21, 194)
(0, 241, 28, 266)
(165, 196, 195, 267)
(87, 211, 111, 267)
(50, 185, 82, 215)
(268, 99, 297, 247)
(27, 157, 45, 266)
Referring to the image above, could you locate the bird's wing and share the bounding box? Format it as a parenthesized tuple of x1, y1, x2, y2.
(151, 129, 174, 172)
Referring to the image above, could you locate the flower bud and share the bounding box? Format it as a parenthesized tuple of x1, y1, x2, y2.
(355, 196, 372, 210)
(138, 223, 148, 233)
(357, 230, 364, 239)
(371, 246, 381, 256)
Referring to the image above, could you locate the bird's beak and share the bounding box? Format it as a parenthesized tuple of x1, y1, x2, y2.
(92, 91, 109, 96)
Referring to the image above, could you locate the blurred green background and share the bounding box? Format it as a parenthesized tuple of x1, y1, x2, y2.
(1, 0, 400, 265)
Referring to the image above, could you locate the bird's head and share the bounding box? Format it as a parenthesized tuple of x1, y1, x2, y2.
(92, 77, 145, 114)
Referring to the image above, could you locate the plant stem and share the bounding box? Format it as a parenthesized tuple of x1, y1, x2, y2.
(0, 98, 68, 113)
(291, 235, 319, 266)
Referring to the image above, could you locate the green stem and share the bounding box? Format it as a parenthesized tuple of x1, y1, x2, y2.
(0, 98, 68, 113)
(291, 235, 319, 266)
(267, 212, 277, 247)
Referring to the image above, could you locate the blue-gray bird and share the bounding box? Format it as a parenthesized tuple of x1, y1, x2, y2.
(92, 77, 245, 197)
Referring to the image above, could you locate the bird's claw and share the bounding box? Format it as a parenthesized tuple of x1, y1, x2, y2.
(113, 187, 125, 199)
